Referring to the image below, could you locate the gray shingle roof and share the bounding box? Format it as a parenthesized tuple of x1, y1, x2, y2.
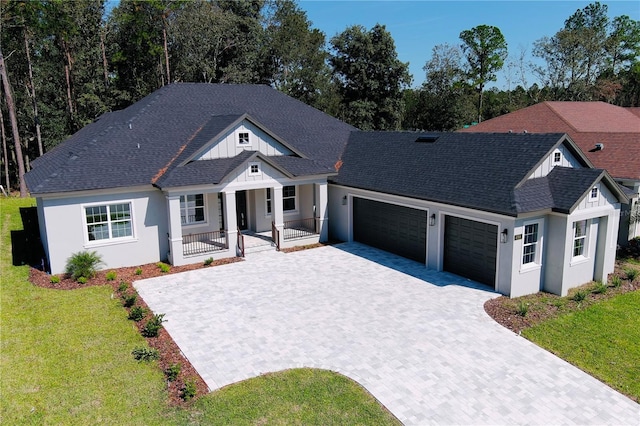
(331, 131, 609, 216)
(514, 167, 605, 213)
(26, 84, 355, 194)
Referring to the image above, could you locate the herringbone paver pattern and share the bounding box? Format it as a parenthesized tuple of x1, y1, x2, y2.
(135, 243, 639, 425)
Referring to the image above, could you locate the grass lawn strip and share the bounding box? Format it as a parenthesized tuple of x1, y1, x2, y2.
(522, 291, 640, 403)
(1, 197, 399, 425)
(185, 369, 401, 425)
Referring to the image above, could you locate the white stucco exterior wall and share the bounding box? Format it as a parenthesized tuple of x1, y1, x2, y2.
(39, 187, 168, 274)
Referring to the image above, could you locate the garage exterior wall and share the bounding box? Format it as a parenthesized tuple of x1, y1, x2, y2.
(328, 184, 516, 294)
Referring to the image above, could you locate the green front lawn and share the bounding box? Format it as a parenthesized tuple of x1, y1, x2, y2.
(0, 197, 399, 425)
(523, 291, 640, 402)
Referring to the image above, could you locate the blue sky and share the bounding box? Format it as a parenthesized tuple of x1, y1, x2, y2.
(300, 0, 640, 88)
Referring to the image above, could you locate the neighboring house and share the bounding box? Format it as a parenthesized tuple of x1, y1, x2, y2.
(458, 101, 640, 244)
(25, 84, 628, 297)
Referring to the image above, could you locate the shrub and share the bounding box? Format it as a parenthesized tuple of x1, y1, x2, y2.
(50, 275, 60, 284)
(157, 262, 170, 273)
(625, 268, 639, 282)
(123, 294, 137, 308)
(77, 276, 88, 284)
(166, 363, 181, 382)
(65, 250, 104, 281)
(515, 300, 529, 317)
(204, 257, 213, 266)
(128, 306, 147, 321)
(118, 281, 128, 293)
(181, 378, 197, 401)
(571, 289, 587, 302)
(134, 267, 143, 276)
(142, 314, 165, 337)
(105, 270, 117, 281)
(591, 281, 607, 294)
(131, 347, 160, 362)
(611, 275, 622, 288)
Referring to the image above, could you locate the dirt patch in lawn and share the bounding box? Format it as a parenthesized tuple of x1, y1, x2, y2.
(484, 259, 640, 334)
(30, 257, 243, 406)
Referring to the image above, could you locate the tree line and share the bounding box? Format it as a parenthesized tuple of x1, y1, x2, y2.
(1, 0, 638, 196)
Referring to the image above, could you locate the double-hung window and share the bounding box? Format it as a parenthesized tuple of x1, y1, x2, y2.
(86, 203, 133, 242)
(180, 194, 205, 225)
(265, 186, 296, 214)
(522, 222, 539, 265)
(283, 185, 296, 211)
(573, 220, 588, 257)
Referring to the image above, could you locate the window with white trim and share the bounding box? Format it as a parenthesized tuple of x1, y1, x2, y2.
(573, 220, 588, 257)
(249, 162, 261, 176)
(553, 151, 561, 163)
(283, 185, 296, 211)
(266, 188, 272, 214)
(85, 203, 133, 242)
(589, 187, 599, 202)
(265, 186, 297, 214)
(180, 194, 205, 225)
(522, 222, 539, 265)
(238, 132, 250, 145)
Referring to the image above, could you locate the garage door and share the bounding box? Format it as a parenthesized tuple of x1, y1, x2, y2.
(444, 216, 497, 287)
(353, 198, 427, 262)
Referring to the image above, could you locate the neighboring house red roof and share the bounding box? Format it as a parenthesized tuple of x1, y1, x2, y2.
(458, 102, 640, 181)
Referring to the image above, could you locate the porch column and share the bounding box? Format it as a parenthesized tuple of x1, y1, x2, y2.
(315, 182, 329, 242)
(223, 191, 238, 254)
(166, 194, 184, 266)
(273, 186, 284, 246)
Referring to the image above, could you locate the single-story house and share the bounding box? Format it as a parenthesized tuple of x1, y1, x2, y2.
(458, 101, 640, 244)
(25, 84, 628, 297)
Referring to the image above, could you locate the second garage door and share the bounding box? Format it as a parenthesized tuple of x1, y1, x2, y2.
(443, 216, 497, 287)
(353, 198, 427, 262)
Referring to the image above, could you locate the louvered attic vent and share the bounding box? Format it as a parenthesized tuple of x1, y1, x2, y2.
(415, 134, 439, 143)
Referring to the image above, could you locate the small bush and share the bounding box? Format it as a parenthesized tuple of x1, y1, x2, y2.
(515, 300, 529, 317)
(105, 270, 117, 281)
(128, 306, 147, 321)
(50, 275, 60, 284)
(157, 262, 170, 273)
(118, 281, 128, 293)
(571, 289, 587, 302)
(181, 378, 197, 401)
(131, 347, 160, 362)
(123, 294, 137, 308)
(591, 281, 607, 294)
(142, 313, 165, 337)
(77, 276, 88, 284)
(625, 268, 639, 282)
(204, 257, 213, 266)
(134, 267, 143, 276)
(611, 275, 622, 288)
(65, 250, 104, 280)
(166, 363, 181, 382)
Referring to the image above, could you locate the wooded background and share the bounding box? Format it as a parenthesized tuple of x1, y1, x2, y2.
(1, 0, 638, 196)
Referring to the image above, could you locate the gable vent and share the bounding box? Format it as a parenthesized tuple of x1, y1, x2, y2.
(415, 134, 439, 143)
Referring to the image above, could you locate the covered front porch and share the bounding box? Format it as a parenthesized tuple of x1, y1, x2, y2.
(166, 181, 329, 266)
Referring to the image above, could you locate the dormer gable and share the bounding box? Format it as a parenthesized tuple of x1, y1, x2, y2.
(524, 134, 593, 181)
(181, 114, 305, 165)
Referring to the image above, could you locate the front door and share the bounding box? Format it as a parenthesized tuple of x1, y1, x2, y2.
(236, 191, 248, 230)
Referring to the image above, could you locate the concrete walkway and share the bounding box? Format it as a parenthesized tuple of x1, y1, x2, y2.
(135, 243, 639, 425)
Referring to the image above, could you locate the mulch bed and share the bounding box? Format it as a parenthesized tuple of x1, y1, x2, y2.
(484, 259, 640, 334)
(30, 257, 243, 406)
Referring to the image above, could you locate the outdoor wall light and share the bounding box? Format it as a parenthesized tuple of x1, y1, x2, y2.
(501, 228, 508, 243)
(342, 195, 347, 205)
(429, 214, 436, 226)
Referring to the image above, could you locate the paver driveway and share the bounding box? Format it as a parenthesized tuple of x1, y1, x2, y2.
(135, 243, 639, 425)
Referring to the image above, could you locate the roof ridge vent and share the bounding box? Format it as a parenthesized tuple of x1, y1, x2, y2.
(415, 134, 439, 143)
